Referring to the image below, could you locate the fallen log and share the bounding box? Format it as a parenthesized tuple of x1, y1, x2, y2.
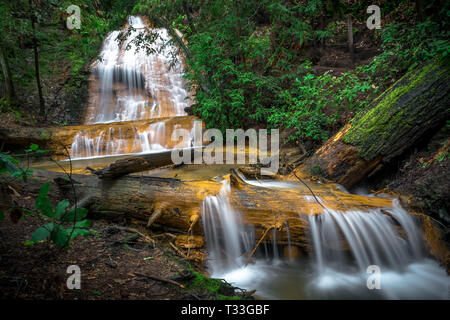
(6, 169, 448, 266)
(87, 148, 203, 179)
(301, 60, 450, 188)
(88, 153, 172, 179)
(27, 169, 394, 249)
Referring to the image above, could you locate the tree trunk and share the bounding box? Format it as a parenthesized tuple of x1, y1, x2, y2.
(347, 14, 354, 62)
(0, 43, 15, 102)
(88, 148, 201, 179)
(29, 0, 45, 117)
(25, 169, 394, 249)
(301, 60, 450, 188)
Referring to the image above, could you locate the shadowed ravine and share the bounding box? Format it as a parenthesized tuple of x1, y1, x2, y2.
(32, 16, 449, 300)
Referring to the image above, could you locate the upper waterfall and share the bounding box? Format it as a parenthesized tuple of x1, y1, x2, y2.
(69, 16, 196, 159)
(85, 16, 189, 123)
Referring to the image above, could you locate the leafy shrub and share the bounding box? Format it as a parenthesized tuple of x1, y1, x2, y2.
(269, 63, 372, 142)
(358, 19, 450, 87)
(27, 182, 91, 248)
(0, 144, 90, 248)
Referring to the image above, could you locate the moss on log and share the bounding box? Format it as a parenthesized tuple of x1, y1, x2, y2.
(303, 60, 450, 188)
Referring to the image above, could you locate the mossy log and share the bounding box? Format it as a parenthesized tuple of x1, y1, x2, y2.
(302, 60, 450, 188)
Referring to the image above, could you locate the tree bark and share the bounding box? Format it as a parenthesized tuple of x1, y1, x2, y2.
(0, 43, 15, 102)
(89, 155, 171, 179)
(24, 169, 394, 249)
(87, 149, 201, 179)
(302, 60, 450, 188)
(29, 0, 45, 116)
(347, 14, 354, 62)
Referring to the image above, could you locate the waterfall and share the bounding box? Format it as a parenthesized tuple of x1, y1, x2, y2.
(308, 203, 423, 273)
(201, 180, 255, 275)
(69, 16, 194, 159)
(201, 177, 449, 299)
(306, 199, 448, 299)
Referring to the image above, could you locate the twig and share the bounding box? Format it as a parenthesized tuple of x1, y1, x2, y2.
(291, 170, 326, 210)
(103, 225, 156, 245)
(245, 225, 277, 267)
(51, 144, 78, 250)
(169, 241, 187, 258)
(134, 272, 185, 288)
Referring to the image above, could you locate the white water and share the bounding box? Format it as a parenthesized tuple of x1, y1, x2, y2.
(88, 16, 189, 123)
(201, 178, 449, 299)
(202, 180, 255, 275)
(69, 16, 194, 159)
(67, 16, 449, 299)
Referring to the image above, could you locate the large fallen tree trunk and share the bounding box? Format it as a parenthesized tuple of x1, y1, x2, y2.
(301, 60, 450, 188)
(28, 169, 393, 248)
(4, 169, 447, 266)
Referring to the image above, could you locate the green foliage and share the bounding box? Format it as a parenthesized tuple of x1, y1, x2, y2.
(358, 18, 450, 88)
(131, 0, 448, 143)
(0, 145, 90, 248)
(0, 0, 137, 115)
(269, 62, 372, 142)
(28, 182, 91, 247)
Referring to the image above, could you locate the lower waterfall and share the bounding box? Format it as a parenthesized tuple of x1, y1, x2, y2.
(201, 179, 449, 299)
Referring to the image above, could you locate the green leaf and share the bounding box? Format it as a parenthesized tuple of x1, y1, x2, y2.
(23, 209, 36, 216)
(54, 199, 70, 219)
(0, 153, 21, 175)
(36, 197, 53, 217)
(29, 144, 39, 151)
(74, 219, 91, 228)
(23, 241, 35, 246)
(51, 226, 70, 247)
(37, 182, 50, 199)
(61, 207, 88, 222)
(35, 183, 53, 217)
(69, 228, 90, 238)
(31, 223, 54, 242)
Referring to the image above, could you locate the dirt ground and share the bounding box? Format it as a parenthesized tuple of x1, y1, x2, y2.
(0, 213, 246, 300)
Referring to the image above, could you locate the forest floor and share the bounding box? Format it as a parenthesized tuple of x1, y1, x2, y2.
(0, 184, 248, 300)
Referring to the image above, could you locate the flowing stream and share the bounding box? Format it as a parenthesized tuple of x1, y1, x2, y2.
(54, 16, 449, 299)
(201, 179, 449, 299)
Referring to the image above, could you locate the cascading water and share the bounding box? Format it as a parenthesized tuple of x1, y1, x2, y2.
(201, 177, 449, 299)
(64, 16, 449, 300)
(306, 199, 448, 299)
(201, 180, 255, 275)
(69, 16, 195, 159)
